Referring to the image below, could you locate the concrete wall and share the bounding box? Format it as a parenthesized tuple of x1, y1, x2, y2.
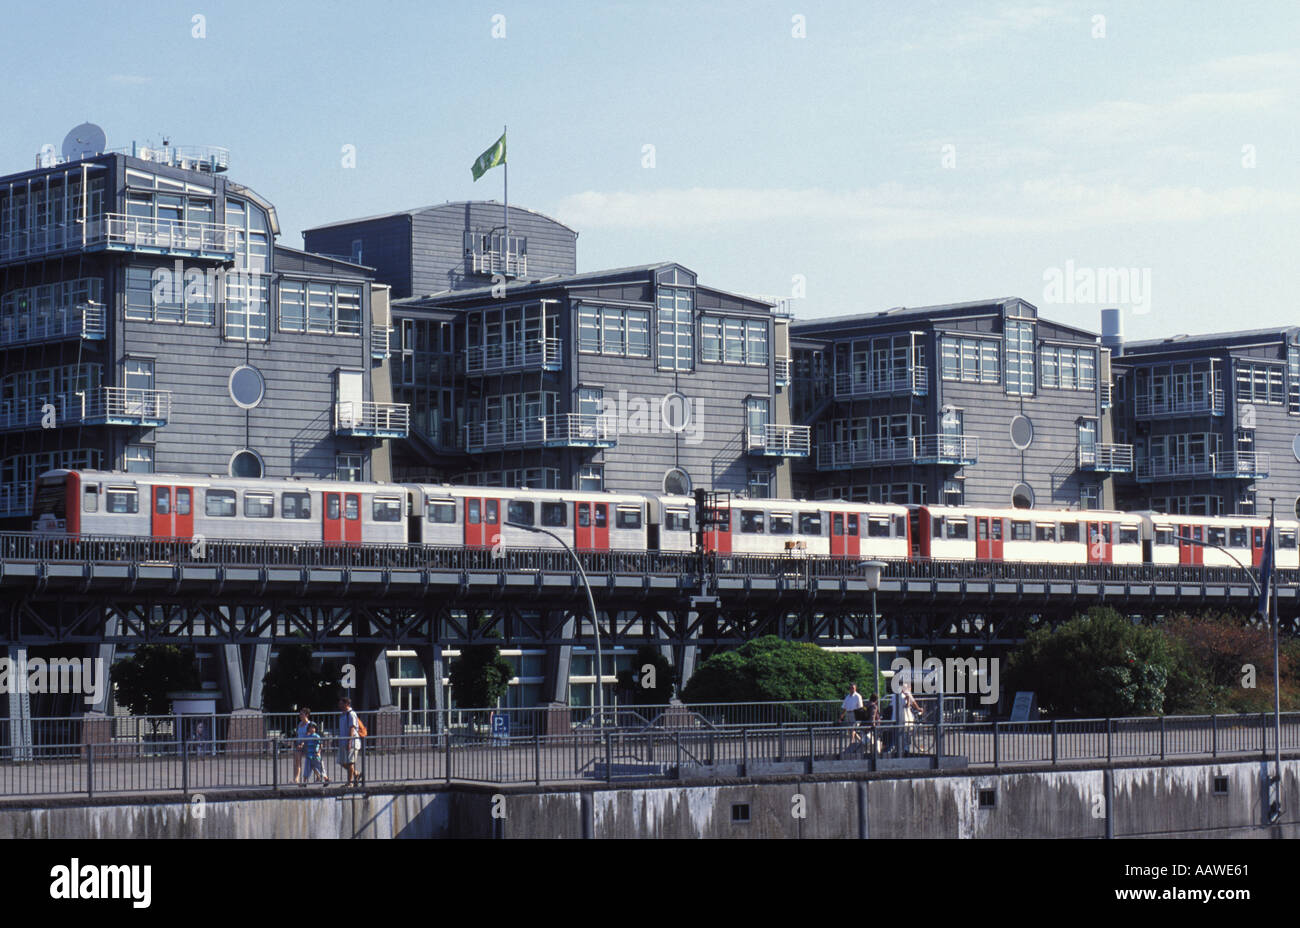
(5, 757, 1297, 839)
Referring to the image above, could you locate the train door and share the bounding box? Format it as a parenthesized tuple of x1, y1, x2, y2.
(830, 512, 861, 558)
(150, 484, 194, 539)
(1251, 526, 1267, 566)
(1086, 520, 1112, 563)
(974, 516, 1004, 560)
(574, 502, 610, 551)
(324, 492, 362, 545)
(1178, 524, 1204, 565)
(909, 509, 929, 558)
(407, 491, 423, 544)
(701, 507, 732, 554)
(463, 497, 501, 548)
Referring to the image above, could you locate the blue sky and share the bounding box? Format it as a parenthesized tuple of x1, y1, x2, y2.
(2, 0, 1296, 339)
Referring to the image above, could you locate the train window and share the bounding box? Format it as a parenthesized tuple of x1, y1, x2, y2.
(577, 503, 590, 527)
(867, 518, 891, 538)
(542, 502, 567, 527)
(283, 493, 312, 519)
(1228, 527, 1248, 548)
(769, 512, 793, 535)
(1010, 521, 1032, 541)
(991, 519, 1003, 540)
(467, 499, 481, 524)
(1154, 527, 1174, 545)
(945, 518, 969, 540)
(1119, 526, 1140, 545)
(1208, 526, 1226, 547)
(373, 498, 402, 522)
(594, 504, 607, 528)
(107, 487, 139, 514)
(847, 514, 859, 536)
(507, 500, 535, 526)
(665, 509, 691, 532)
(83, 485, 99, 513)
(1280, 530, 1297, 549)
(428, 501, 456, 523)
(1035, 524, 1056, 542)
(932, 517, 942, 537)
(205, 490, 235, 517)
(740, 510, 765, 534)
(176, 488, 191, 516)
(244, 493, 274, 518)
(1060, 522, 1080, 542)
(485, 500, 499, 524)
(344, 496, 359, 520)
(895, 515, 907, 537)
(155, 487, 170, 515)
(799, 513, 822, 535)
(616, 507, 642, 529)
(327, 495, 341, 520)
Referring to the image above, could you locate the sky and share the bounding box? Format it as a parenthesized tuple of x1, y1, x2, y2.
(2, 0, 1297, 341)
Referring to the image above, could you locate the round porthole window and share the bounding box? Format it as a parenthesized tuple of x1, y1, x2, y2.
(1011, 483, 1034, 509)
(230, 449, 263, 478)
(664, 468, 691, 496)
(660, 393, 692, 433)
(1010, 415, 1034, 450)
(1291, 435, 1300, 463)
(1294, 497, 1300, 520)
(229, 365, 265, 409)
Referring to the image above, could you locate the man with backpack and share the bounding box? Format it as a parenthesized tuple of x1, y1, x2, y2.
(337, 696, 364, 787)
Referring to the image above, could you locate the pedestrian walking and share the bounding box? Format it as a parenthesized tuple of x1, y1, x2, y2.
(840, 683, 865, 744)
(302, 723, 328, 785)
(293, 707, 311, 784)
(894, 681, 923, 756)
(866, 693, 882, 753)
(337, 696, 362, 787)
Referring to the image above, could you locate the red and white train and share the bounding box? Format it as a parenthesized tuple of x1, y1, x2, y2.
(28, 469, 1300, 568)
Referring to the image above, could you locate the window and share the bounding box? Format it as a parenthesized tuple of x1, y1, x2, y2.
(279, 281, 307, 333)
(1229, 527, 1248, 548)
(467, 499, 481, 524)
(740, 510, 765, 533)
(244, 493, 274, 518)
(616, 507, 642, 529)
(1010, 521, 1032, 541)
(337, 286, 361, 335)
(579, 306, 652, 358)
(799, 513, 822, 535)
(867, 517, 891, 538)
(847, 514, 859, 536)
(747, 468, 772, 500)
(542, 502, 567, 527)
(939, 336, 1000, 383)
(1119, 526, 1140, 545)
(373, 498, 402, 522)
(106, 487, 138, 514)
(1041, 346, 1097, 390)
(1279, 530, 1297, 549)
(507, 500, 534, 526)
(593, 504, 605, 528)
(1154, 527, 1174, 546)
(578, 466, 603, 491)
(153, 486, 170, 515)
(308, 284, 333, 334)
(945, 518, 969, 539)
(344, 496, 359, 520)
(664, 509, 691, 532)
(82, 485, 99, 513)
(283, 493, 312, 519)
(657, 287, 693, 371)
(230, 450, 262, 479)
(327, 495, 341, 520)
(1080, 484, 1100, 511)
(123, 264, 214, 325)
(205, 489, 236, 517)
(769, 512, 793, 535)
(1061, 523, 1081, 542)
(1035, 523, 1056, 542)
(429, 501, 456, 523)
(1005, 320, 1035, 396)
(336, 454, 362, 482)
(1208, 526, 1227, 547)
(124, 444, 154, 474)
(1235, 362, 1284, 405)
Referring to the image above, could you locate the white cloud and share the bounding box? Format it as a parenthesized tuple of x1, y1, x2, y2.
(108, 74, 151, 85)
(899, 2, 1076, 51)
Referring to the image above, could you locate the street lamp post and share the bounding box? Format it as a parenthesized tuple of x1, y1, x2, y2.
(506, 520, 604, 730)
(862, 561, 887, 696)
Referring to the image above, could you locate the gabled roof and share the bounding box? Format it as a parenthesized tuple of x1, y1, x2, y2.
(303, 200, 578, 236)
(1123, 326, 1300, 356)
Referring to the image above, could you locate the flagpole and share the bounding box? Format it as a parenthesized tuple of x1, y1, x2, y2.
(1270, 497, 1283, 823)
(503, 124, 508, 274)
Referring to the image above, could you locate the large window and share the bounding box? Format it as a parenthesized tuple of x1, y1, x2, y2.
(701, 315, 769, 365)
(1235, 362, 1284, 405)
(657, 287, 693, 371)
(1005, 320, 1035, 396)
(578, 305, 651, 358)
(124, 265, 215, 325)
(939, 336, 1000, 383)
(279, 281, 307, 332)
(1041, 346, 1097, 390)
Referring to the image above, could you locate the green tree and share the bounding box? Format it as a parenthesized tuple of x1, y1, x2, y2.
(615, 645, 675, 705)
(681, 636, 883, 722)
(448, 615, 514, 710)
(1005, 607, 1180, 717)
(1161, 610, 1299, 713)
(110, 645, 200, 726)
(262, 643, 341, 717)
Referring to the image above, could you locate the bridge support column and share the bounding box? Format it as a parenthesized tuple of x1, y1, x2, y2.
(416, 645, 445, 735)
(246, 639, 271, 712)
(5, 646, 32, 760)
(541, 610, 577, 734)
(219, 644, 246, 713)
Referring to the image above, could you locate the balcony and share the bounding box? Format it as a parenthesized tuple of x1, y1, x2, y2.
(334, 401, 409, 438)
(81, 387, 172, 427)
(1133, 390, 1225, 419)
(1078, 443, 1134, 473)
(1212, 451, 1269, 480)
(833, 366, 928, 400)
(94, 213, 239, 259)
(773, 356, 790, 387)
(746, 423, 811, 458)
(370, 325, 392, 360)
(0, 303, 106, 349)
(0, 483, 31, 518)
(1135, 452, 1267, 482)
(465, 338, 563, 375)
(540, 413, 616, 448)
(469, 250, 527, 277)
(815, 433, 978, 470)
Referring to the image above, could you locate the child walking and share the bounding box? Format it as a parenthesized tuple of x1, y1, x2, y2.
(302, 723, 329, 786)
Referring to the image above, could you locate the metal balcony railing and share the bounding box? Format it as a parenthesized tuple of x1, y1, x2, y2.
(815, 433, 977, 469)
(832, 366, 928, 399)
(541, 413, 616, 448)
(911, 433, 978, 465)
(1212, 451, 1269, 479)
(1077, 443, 1134, 473)
(1099, 381, 1112, 408)
(465, 419, 544, 452)
(469, 251, 527, 276)
(746, 424, 811, 457)
(773, 356, 790, 386)
(1136, 457, 1211, 480)
(80, 386, 172, 426)
(35, 144, 231, 173)
(371, 325, 392, 360)
(0, 302, 106, 349)
(465, 338, 562, 375)
(1133, 390, 1225, 418)
(334, 401, 409, 438)
(95, 213, 240, 257)
(0, 483, 31, 518)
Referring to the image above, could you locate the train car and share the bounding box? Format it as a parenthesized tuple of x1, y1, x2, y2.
(414, 484, 657, 553)
(709, 498, 910, 559)
(1135, 512, 1300, 570)
(32, 470, 409, 546)
(911, 505, 1143, 564)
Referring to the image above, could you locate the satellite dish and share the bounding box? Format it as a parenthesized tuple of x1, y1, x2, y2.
(61, 123, 106, 161)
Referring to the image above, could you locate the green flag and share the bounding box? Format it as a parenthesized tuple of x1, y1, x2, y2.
(471, 132, 507, 181)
